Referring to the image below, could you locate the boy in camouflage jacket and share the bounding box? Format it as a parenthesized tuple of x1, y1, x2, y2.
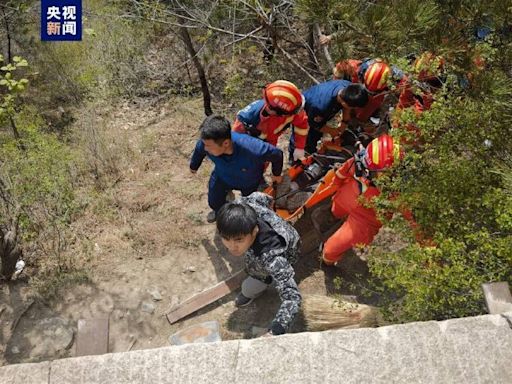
(216, 192, 301, 336)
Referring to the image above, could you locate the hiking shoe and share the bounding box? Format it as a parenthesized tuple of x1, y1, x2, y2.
(206, 210, 216, 223)
(321, 247, 336, 266)
(235, 293, 254, 307)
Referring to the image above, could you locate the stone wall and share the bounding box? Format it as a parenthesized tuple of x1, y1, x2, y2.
(1, 311, 511, 384)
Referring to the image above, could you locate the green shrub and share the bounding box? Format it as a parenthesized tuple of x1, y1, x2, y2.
(368, 71, 512, 321)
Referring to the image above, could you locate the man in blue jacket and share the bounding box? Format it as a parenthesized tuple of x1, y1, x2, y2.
(289, 80, 368, 157)
(190, 115, 284, 223)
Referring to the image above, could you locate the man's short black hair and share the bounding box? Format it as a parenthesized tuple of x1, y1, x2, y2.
(216, 202, 258, 239)
(341, 84, 369, 108)
(200, 115, 232, 144)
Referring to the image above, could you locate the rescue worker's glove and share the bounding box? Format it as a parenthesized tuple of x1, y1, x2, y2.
(292, 148, 305, 162)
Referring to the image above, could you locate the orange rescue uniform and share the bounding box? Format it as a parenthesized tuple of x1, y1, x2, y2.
(233, 100, 309, 149)
(323, 158, 382, 263)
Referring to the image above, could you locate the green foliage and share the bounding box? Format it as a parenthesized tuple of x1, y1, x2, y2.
(293, 0, 512, 323)
(297, 0, 441, 58)
(0, 54, 29, 123)
(0, 107, 77, 233)
(367, 64, 512, 321)
(22, 0, 155, 110)
(0, 105, 81, 285)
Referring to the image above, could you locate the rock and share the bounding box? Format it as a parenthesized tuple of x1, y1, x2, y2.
(141, 302, 155, 314)
(148, 288, 162, 301)
(183, 266, 196, 273)
(22, 317, 75, 360)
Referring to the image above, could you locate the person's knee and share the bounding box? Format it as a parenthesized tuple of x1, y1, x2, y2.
(241, 277, 269, 298)
(322, 239, 348, 263)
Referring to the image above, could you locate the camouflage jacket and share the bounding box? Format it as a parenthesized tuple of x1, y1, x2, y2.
(240, 192, 301, 334)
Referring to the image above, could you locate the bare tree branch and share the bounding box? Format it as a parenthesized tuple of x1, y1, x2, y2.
(314, 23, 334, 68)
(223, 26, 265, 48)
(278, 45, 319, 84)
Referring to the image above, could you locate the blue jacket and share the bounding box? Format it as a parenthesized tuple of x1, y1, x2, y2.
(190, 132, 283, 188)
(303, 80, 351, 131)
(237, 100, 265, 133)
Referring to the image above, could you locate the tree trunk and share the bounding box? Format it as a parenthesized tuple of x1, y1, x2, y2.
(177, 15, 213, 116)
(9, 115, 20, 139)
(0, 226, 22, 280)
(1, 6, 12, 63)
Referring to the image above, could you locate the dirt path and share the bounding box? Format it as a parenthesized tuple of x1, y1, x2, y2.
(1, 97, 369, 365)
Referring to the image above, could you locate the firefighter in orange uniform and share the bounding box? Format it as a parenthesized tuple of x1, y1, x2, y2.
(333, 58, 408, 123)
(396, 52, 445, 113)
(322, 134, 401, 265)
(233, 80, 309, 162)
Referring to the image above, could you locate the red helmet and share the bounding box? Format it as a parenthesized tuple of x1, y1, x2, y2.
(364, 60, 391, 92)
(263, 80, 303, 115)
(364, 134, 401, 171)
(414, 52, 445, 81)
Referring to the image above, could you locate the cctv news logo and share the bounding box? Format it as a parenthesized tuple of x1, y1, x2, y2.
(41, 0, 82, 41)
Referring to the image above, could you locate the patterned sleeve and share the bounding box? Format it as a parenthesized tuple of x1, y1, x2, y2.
(242, 192, 273, 209)
(266, 255, 302, 334)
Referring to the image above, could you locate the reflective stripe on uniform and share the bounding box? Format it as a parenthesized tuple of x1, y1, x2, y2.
(294, 127, 308, 136)
(273, 116, 294, 135)
(372, 142, 380, 165)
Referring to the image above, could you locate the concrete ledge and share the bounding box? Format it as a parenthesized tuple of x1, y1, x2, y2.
(2, 312, 511, 384)
(0, 361, 49, 384)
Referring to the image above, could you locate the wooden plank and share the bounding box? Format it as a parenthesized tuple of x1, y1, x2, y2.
(482, 282, 512, 314)
(166, 270, 247, 325)
(76, 318, 109, 356)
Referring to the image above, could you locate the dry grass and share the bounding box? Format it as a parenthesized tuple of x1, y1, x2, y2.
(302, 294, 380, 332)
